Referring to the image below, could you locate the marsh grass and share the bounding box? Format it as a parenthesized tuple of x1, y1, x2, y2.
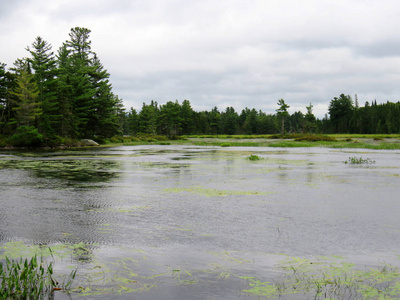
(0, 255, 76, 299)
(293, 134, 337, 142)
(91, 133, 400, 150)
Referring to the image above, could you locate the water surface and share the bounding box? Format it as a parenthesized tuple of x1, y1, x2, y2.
(0, 146, 399, 299)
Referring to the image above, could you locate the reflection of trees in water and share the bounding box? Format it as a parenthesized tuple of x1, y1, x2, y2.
(0, 156, 122, 247)
(0, 159, 120, 182)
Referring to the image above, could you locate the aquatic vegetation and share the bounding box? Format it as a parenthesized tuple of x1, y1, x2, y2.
(242, 256, 400, 299)
(0, 255, 76, 299)
(164, 187, 269, 197)
(246, 154, 263, 161)
(344, 157, 375, 164)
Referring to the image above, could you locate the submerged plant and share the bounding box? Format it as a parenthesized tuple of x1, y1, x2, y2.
(344, 157, 375, 164)
(0, 255, 76, 299)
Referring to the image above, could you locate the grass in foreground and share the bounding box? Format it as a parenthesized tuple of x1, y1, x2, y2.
(0, 255, 76, 299)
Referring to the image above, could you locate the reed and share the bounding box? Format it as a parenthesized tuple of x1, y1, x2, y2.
(0, 255, 76, 299)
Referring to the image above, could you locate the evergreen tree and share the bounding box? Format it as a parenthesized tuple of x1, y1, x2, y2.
(158, 100, 182, 137)
(10, 67, 41, 127)
(180, 100, 195, 135)
(61, 27, 120, 138)
(208, 107, 221, 134)
(289, 111, 304, 133)
(244, 108, 258, 134)
(26, 36, 59, 137)
(86, 54, 120, 137)
(328, 94, 353, 133)
(55, 44, 74, 137)
(127, 108, 139, 135)
(219, 107, 238, 134)
(0, 63, 12, 132)
(276, 99, 290, 134)
(304, 103, 316, 133)
(64, 28, 96, 137)
(138, 101, 158, 134)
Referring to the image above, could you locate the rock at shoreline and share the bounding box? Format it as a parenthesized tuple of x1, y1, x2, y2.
(81, 139, 99, 146)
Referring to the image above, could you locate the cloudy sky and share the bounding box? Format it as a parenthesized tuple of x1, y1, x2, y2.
(1, 0, 400, 118)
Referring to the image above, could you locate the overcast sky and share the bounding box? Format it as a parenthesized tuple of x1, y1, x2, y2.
(2, 0, 400, 118)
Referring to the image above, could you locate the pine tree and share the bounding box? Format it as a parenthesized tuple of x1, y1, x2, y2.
(61, 27, 120, 138)
(276, 99, 290, 134)
(180, 100, 195, 135)
(304, 103, 316, 133)
(158, 100, 182, 137)
(10, 66, 42, 127)
(55, 44, 75, 137)
(27, 36, 59, 137)
(86, 54, 120, 137)
(138, 101, 158, 134)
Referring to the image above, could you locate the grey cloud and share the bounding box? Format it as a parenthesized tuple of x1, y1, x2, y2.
(2, 0, 400, 120)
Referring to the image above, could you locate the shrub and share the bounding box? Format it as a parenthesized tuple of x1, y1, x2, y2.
(0, 138, 6, 147)
(9, 126, 43, 147)
(294, 134, 337, 142)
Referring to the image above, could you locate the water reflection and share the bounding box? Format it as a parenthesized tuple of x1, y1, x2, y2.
(0, 158, 120, 182)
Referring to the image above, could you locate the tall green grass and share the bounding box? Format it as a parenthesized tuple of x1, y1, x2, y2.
(0, 255, 76, 299)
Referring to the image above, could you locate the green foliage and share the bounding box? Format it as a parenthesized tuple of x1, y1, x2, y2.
(276, 99, 290, 134)
(246, 154, 263, 161)
(10, 68, 42, 127)
(9, 125, 43, 147)
(328, 94, 354, 133)
(27, 36, 59, 138)
(304, 103, 316, 132)
(0, 255, 76, 299)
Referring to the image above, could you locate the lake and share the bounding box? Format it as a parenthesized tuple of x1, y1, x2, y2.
(0, 145, 400, 299)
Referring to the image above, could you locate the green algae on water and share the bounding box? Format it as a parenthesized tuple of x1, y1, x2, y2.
(164, 186, 270, 197)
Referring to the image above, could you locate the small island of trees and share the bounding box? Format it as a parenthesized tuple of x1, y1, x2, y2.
(1, 27, 400, 147)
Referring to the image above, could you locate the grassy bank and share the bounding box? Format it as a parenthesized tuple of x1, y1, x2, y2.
(181, 134, 400, 150)
(2, 134, 400, 150)
(98, 134, 400, 150)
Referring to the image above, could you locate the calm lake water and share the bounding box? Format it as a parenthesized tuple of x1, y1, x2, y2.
(0, 145, 400, 299)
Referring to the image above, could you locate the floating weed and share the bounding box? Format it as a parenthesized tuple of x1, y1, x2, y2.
(242, 256, 400, 299)
(344, 156, 376, 164)
(246, 154, 263, 161)
(164, 187, 269, 197)
(169, 267, 199, 285)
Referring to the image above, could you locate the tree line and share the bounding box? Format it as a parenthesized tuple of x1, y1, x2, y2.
(121, 95, 400, 137)
(1, 27, 400, 147)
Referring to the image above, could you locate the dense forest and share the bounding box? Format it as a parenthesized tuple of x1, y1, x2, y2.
(1, 27, 400, 147)
(121, 95, 400, 137)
